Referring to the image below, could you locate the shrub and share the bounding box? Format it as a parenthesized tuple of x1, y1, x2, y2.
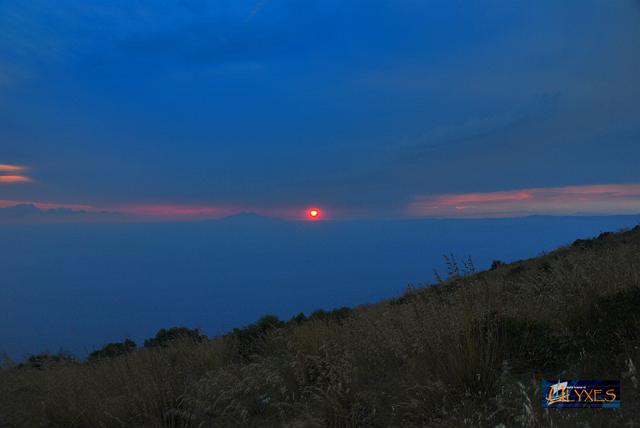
(19, 352, 76, 369)
(224, 315, 284, 361)
(490, 260, 505, 271)
(290, 312, 308, 324)
(569, 286, 640, 354)
(143, 327, 207, 348)
(309, 307, 352, 323)
(88, 338, 137, 361)
(572, 238, 595, 249)
(496, 316, 556, 370)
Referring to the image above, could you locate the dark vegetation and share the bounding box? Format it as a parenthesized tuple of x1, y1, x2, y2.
(89, 339, 137, 361)
(1, 226, 640, 426)
(144, 327, 207, 349)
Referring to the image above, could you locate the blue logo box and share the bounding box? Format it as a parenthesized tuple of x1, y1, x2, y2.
(542, 380, 620, 408)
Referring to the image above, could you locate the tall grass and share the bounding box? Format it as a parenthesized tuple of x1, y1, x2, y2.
(1, 226, 639, 426)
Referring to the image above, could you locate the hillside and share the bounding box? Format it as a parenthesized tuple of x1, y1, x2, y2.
(1, 226, 640, 427)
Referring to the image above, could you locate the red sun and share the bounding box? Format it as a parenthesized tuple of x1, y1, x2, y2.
(307, 208, 321, 219)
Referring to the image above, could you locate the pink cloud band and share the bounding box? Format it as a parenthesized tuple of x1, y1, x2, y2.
(0, 175, 32, 183)
(0, 164, 26, 172)
(408, 184, 640, 218)
(114, 204, 232, 218)
(0, 164, 32, 184)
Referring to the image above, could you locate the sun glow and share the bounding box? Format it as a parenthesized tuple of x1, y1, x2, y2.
(307, 208, 321, 219)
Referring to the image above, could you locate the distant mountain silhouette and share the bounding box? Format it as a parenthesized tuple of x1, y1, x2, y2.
(0, 204, 86, 218)
(0, 204, 42, 217)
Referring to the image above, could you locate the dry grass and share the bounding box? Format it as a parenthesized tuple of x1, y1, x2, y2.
(1, 226, 640, 427)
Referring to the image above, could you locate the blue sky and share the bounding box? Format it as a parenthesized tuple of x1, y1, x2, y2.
(1, 0, 639, 220)
(2, 1, 640, 359)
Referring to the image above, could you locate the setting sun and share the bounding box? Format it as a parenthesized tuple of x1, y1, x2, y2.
(307, 208, 321, 219)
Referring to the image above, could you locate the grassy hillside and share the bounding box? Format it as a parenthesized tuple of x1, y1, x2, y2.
(1, 226, 640, 427)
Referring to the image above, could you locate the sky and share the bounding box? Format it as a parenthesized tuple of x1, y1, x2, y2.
(1, 0, 640, 220)
(2, 1, 640, 359)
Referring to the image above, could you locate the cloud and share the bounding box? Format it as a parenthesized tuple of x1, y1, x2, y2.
(0, 164, 26, 172)
(0, 164, 32, 183)
(0, 175, 32, 183)
(408, 184, 640, 218)
(116, 204, 232, 219)
(0, 200, 239, 223)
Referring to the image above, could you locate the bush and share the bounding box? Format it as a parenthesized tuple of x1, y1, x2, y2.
(19, 352, 76, 369)
(569, 286, 640, 354)
(289, 312, 308, 324)
(224, 315, 284, 361)
(496, 316, 556, 370)
(143, 327, 207, 348)
(309, 307, 352, 323)
(490, 260, 505, 271)
(88, 339, 137, 361)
